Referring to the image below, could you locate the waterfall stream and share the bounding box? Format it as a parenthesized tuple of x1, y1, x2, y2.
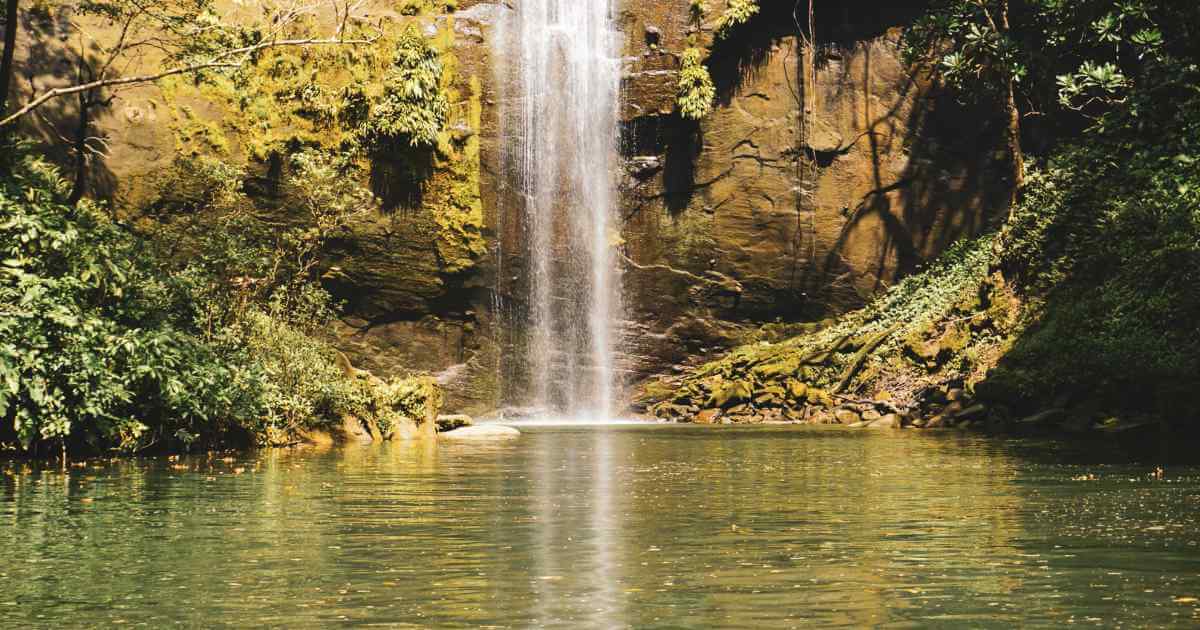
(496, 0, 624, 420)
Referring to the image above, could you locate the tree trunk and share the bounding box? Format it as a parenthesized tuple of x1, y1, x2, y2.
(67, 93, 90, 204)
(1005, 79, 1023, 197)
(999, 0, 1023, 206)
(0, 0, 19, 125)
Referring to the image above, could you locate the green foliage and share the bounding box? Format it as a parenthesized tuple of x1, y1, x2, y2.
(903, 0, 1195, 117)
(676, 48, 716, 121)
(990, 79, 1200, 408)
(0, 153, 263, 451)
(714, 0, 759, 40)
(283, 150, 373, 273)
(144, 155, 248, 218)
(0, 150, 442, 454)
(398, 0, 457, 15)
(360, 25, 448, 151)
(241, 287, 363, 440)
(903, 1, 1027, 102)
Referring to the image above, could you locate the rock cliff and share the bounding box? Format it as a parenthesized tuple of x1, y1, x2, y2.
(9, 0, 1012, 414)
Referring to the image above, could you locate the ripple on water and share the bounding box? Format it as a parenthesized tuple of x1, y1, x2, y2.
(1, 425, 1199, 628)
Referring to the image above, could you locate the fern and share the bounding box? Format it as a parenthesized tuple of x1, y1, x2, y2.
(714, 0, 759, 39)
(677, 47, 716, 121)
(360, 25, 447, 150)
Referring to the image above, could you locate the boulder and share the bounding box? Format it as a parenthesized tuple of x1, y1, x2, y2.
(806, 388, 835, 407)
(340, 415, 375, 444)
(436, 414, 474, 431)
(808, 409, 836, 424)
(440, 424, 521, 440)
(868, 414, 902, 429)
(953, 404, 987, 421)
(834, 409, 861, 425)
(694, 408, 721, 424)
(707, 379, 753, 409)
(1015, 408, 1066, 427)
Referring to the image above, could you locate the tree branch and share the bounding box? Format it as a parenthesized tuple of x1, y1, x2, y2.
(0, 35, 377, 127)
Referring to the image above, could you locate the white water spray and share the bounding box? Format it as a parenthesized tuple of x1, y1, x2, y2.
(496, 0, 624, 420)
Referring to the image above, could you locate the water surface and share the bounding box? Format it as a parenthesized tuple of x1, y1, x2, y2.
(2, 425, 1199, 628)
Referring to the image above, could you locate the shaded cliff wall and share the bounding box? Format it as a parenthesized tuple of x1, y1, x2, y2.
(614, 0, 1012, 380)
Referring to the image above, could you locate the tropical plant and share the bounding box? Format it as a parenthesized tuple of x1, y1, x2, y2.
(0, 151, 264, 452)
(677, 47, 716, 121)
(359, 25, 448, 151)
(714, 0, 759, 40)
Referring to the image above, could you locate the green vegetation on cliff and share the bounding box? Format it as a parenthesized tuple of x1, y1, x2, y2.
(0, 3, 478, 456)
(0, 151, 442, 456)
(713, 0, 760, 40)
(676, 47, 716, 121)
(360, 25, 448, 151)
(646, 0, 1200, 436)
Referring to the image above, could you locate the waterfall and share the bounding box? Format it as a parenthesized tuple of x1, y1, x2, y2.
(496, 0, 624, 420)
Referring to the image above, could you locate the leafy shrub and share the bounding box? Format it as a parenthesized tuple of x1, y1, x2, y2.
(359, 25, 448, 151)
(677, 48, 715, 121)
(144, 155, 249, 218)
(989, 92, 1200, 411)
(714, 0, 759, 40)
(0, 151, 443, 454)
(0, 153, 264, 452)
(240, 286, 365, 442)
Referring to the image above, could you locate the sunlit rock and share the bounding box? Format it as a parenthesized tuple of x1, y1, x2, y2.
(440, 424, 521, 440)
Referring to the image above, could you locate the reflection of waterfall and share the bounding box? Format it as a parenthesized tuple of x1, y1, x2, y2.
(496, 0, 623, 420)
(530, 428, 624, 626)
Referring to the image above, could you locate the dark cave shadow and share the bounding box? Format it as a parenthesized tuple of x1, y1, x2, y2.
(662, 116, 701, 214)
(619, 111, 702, 216)
(369, 151, 434, 213)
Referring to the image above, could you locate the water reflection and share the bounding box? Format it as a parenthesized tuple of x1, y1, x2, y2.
(1, 426, 1198, 628)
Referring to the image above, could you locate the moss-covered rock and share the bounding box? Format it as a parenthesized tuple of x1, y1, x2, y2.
(707, 378, 754, 409)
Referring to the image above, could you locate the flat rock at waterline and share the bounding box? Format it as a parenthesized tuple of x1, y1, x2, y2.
(440, 425, 521, 440)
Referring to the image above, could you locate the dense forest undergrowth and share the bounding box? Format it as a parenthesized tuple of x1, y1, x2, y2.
(640, 0, 1200, 449)
(0, 148, 444, 456)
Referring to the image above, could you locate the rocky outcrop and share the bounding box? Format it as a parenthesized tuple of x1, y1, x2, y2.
(614, 1, 1012, 385)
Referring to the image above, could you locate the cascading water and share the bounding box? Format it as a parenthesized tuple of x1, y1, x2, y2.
(495, 0, 624, 420)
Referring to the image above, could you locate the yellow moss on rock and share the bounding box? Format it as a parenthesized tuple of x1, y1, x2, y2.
(169, 104, 231, 156)
(421, 22, 486, 275)
(424, 74, 487, 275)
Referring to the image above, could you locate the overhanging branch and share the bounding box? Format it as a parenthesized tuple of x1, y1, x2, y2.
(0, 35, 377, 128)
